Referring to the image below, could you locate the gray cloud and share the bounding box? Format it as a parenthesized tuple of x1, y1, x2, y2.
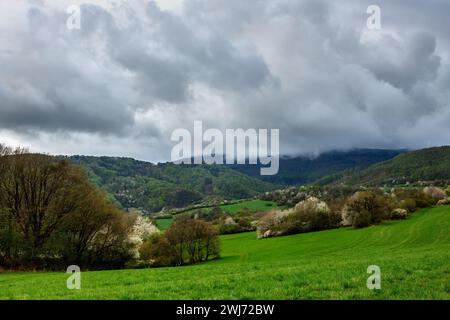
(0, 0, 449, 160)
(360, 31, 441, 92)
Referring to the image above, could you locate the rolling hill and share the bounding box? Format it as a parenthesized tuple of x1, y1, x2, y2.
(228, 149, 404, 185)
(67, 156, 277, 213)
(320, 146, 450, 186)
(64, 149, 406, 212)
(1, 206, 448, 299)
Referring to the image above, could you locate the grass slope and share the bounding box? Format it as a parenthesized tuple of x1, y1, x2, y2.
(220, 200, 278, 214)
(1, 206, 449, 300)
(155, 217, 174, 231)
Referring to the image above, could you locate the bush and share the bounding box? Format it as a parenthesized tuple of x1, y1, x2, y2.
(415, 192, 437, 208)
(423, 187, 446, 200)
(293, 197, 341, 232)
(437, 198, 450, 206)
(139, 233, 177, 267)
(257, 197, 341, 238)
(446, 186, 450, 196)
(218, 210, 256, 234)
(143, 217, 221, 267)
(394, 189, 436, 208)
(399, 198, 417, 213)
(127, 215, 160, 259)
(352, 210, 372, 228)
(342, 191, 392, 228)
(256, 210, 292, 238)
(390, 208, 408, 220)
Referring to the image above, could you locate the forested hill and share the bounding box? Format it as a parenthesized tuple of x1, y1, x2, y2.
(228, 149, 405, 185)
(67, 156, 277, 213)
(319, 146, 450, 186)
(65, 149, 405, 213)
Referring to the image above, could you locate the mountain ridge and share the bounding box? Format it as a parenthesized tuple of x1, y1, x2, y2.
(228, 148, 405, 185)
(317, 146, 450, 186)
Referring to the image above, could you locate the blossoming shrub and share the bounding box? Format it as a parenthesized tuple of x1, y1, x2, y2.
(257, 197, 341, 238)
(342, 191, 392, 228)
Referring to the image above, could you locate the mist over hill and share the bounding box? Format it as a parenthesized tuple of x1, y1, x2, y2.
(228, 149, 405, 185)
(319, 146, 450, 186)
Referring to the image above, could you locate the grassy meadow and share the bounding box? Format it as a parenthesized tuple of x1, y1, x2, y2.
(155, 217, 174, 231)
(220, 199, 279, 214)
(0, 206, 449, 300)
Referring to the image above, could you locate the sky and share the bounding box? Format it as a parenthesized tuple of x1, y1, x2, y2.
(1, 0, 449, 162)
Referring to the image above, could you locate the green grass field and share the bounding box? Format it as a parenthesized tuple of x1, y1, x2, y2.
(155, 217, 173, 231)
(220, 199, 278, 214)
(0, 206, 449, 300)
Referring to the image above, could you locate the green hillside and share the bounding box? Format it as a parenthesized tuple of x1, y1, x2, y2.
(1, 206, 448, 299)
(229, 149, 404, 185)
(63, 149, 406, 213)
(67, 156, 277, 213)
(319, 146, 450, 186)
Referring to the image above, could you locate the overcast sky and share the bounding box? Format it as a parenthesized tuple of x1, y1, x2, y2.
(1, 0, 449, 162)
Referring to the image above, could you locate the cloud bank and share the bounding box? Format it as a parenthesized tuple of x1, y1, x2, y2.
(1, 0, 450, 161)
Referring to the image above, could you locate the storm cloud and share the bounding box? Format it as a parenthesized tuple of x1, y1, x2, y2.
(1, 0, 449, 161)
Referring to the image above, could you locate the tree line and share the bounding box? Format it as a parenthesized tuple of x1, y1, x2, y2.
(0, 144, 222, 271)
(0, 145, 136, 269)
